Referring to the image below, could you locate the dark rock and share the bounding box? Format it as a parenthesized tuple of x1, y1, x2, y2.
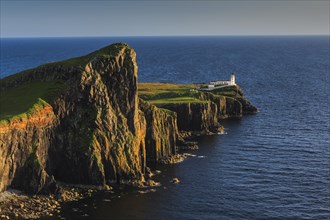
(171, 178, 180, 184)
(139, 100, 178, 162)
(0, 43, 146, 194)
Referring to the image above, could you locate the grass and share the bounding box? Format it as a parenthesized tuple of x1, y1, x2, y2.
(0, 43, 129, 121)
(138, 82, 199, 103)
(158, 108, 177, 116)
(138, 82, 239, 105)
(207, 85, 239, 97)
(45, 42, 130, 68)
(139, 82, 195, 91)
(1, 43, 130, 84)
(148, 96, 206, 104)
(197, 84, 239, 95)
(0, 81, 66, 120)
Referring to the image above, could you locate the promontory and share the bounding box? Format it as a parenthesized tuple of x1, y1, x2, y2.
(0, 43, 256, 218)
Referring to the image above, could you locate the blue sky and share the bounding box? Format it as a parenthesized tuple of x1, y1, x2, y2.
(1, 0, 329, 37)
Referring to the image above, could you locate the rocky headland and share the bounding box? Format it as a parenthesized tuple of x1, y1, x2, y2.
(0, 43, 257, 219)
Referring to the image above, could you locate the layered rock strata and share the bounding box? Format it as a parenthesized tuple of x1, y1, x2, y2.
(139, 100, 178, 162)
(0, 44, 147, 193)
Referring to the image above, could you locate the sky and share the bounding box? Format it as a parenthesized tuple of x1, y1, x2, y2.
(0, 0, 329, 37)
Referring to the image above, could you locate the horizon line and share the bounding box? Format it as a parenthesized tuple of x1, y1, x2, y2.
(1, 34, 329, 39)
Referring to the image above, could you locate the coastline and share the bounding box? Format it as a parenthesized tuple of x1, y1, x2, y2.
(0, 43, 257, 219)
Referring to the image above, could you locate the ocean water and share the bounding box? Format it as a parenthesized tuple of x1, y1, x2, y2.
(1, 36, 330, 219)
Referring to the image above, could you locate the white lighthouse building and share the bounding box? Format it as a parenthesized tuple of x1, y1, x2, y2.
(208, 72, 236, 88)
(230, 72, 235, 85)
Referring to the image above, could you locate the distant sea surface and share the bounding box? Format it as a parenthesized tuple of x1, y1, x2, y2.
(1, 36, 330, 220)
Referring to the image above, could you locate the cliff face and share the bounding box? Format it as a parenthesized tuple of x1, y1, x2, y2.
(0, 43, 148, 193)
(156, 102, 221, 133)
(48, 47, 147, 186)
(139, 100, 177, 162)
(224, 97, 243, 118)
(205, 85, 257, 115)
(196, 92, 243, 119)
(0, 102, 57, 194)
(236, 97, 258, 114)
(154, 92, 247, 133)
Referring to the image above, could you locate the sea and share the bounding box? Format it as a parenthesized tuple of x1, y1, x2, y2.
(1, 36, 329, 220)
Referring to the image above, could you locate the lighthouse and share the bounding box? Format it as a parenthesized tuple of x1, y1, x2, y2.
(230, 72, 236, 85)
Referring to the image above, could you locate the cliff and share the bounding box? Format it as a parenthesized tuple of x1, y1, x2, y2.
(0, 43, 257, 195)
(155, 102, 221, 133)
(0, 99, 57, 194)
(0, 43, 147, 194)
(139, 83, 257, 135)
(139, 100, 178, 162)
(47, 45, 147, 187)
(205, 85, 257, 115)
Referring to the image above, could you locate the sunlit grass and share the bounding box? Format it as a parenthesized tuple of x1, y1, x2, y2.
(0, 81, 66, 120)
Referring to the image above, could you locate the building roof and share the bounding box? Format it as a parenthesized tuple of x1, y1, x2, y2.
(210, 80, 230, 82)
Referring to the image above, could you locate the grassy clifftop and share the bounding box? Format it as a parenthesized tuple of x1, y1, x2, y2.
(138, 82, 241, 105)
(138, 83, 205, 104)
(0, 43, 131, 121)
(0, 81, 66, 120)
(1, 43, 131, 84)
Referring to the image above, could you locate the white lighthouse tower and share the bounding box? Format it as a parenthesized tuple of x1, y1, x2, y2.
(230, 72, 236, 85)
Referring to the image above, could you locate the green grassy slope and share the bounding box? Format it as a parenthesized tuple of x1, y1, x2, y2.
(199, 85, 241, 97)
(0, 43, 129, 121)
(0, 81, 66, 120)
(1, 43, 130, 84)
(138, 83, 205, 104)
(138, 82, 241, 105)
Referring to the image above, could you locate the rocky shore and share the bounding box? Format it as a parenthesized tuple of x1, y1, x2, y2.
(0, 186, 95, 219)
(0, 167, 179, 219)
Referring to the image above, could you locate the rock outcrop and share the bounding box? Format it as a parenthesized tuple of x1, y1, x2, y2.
(205, 85, 257, 115)
(196, 91, 243, 118)
(139, 100, 178, 162)
(154, 91, 252, 134)
(0, 100, 58, 194)
(47, 45, 147, 186)
(155, 102, 222, 133)
(0, 43, 147, 194)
